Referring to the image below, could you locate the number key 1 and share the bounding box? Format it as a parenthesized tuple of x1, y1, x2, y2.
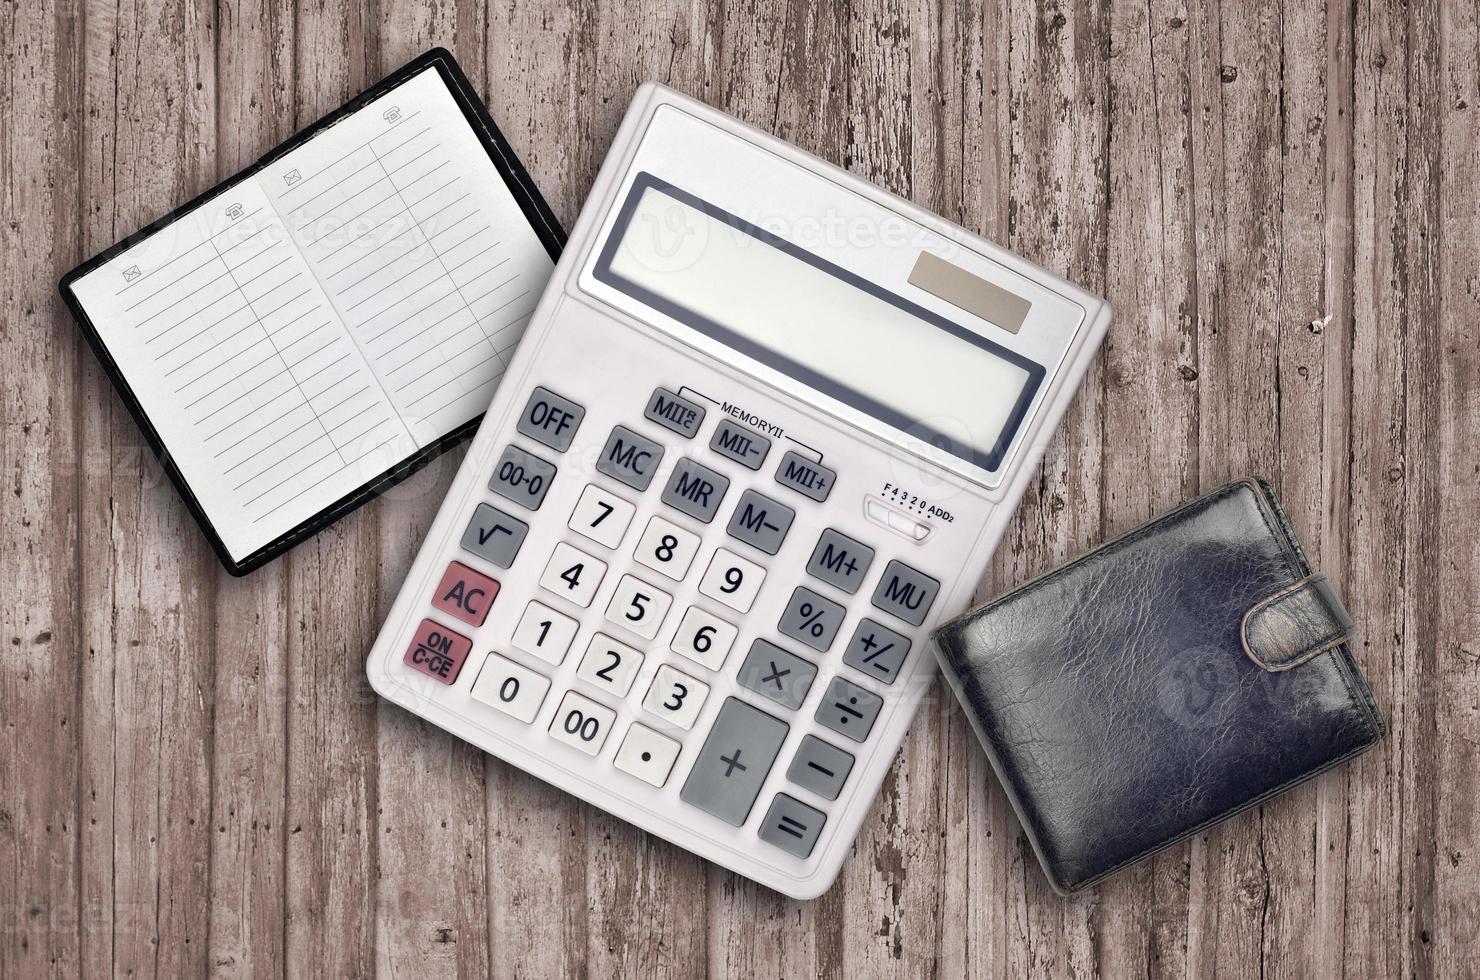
(511, 600, 579, 666)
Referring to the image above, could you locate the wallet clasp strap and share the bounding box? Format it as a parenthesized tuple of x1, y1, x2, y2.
(1240, 574, 1355, 672)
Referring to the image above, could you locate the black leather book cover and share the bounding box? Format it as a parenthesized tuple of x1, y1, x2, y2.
(932, 478, 1385, 894)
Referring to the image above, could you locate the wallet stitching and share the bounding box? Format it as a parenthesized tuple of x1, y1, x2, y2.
(1240, 575, 1352, 670)
(941, 479, 1385, 890)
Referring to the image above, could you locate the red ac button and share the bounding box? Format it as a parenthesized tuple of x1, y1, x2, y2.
(430, 561, 500, 626)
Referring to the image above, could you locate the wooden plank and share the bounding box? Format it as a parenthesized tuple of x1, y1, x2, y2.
(929, 0, 1016, 973)
(1392, 2, 1444, 977)
(699, 2, 843, 977)
(1097, 0, 1208, 973)
(993, 0, 1113, 974)
(1261, 0, 1355, 975)
(480, 4, 598, 976)
(71, 2, 220, 977)
(203, 2, 296, 977)
(568, 4, 718, 976)
(369, 9, 497, 980)
(279, 6, 381, 979)
(1431, 2, 1480, 969)
(0, 1, 83, 977)
(1345, 0, 1423, 974)
(835, 0, 961, 977)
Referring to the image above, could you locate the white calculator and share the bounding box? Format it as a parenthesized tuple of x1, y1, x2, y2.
(366, 83, 1111, 898)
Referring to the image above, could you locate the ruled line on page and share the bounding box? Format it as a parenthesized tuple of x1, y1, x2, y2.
(248, 434, 400, 523)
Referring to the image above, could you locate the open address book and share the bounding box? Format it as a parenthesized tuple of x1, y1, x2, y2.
(61, 49, 563, 574)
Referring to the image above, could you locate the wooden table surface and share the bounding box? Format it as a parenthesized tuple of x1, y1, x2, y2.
(4, 0, 1477, 977)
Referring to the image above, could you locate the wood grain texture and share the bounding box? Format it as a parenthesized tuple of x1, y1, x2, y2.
(2, 0, 1476, 977)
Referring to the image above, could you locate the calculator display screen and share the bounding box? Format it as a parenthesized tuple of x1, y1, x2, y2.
(593, 174, 1045, 472)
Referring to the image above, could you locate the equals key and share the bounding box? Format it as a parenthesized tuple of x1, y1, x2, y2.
(758, 794, 827, 858)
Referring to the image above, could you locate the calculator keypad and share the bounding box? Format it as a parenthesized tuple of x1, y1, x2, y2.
(490, 444, 557, 510)
(725, 489, 795, 555)
(461, 503, 529, 568)
(539, 542, 607, 607)
(396, 374, 953, 880)
(568, 483, 635, 550)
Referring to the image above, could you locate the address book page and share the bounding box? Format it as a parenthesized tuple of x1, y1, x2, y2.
(67, 65, 555, 562)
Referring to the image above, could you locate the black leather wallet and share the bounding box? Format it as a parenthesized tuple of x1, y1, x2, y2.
(933, 478, 1385, 894)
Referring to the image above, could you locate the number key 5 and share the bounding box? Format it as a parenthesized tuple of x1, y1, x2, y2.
(604, 574, 673, 641)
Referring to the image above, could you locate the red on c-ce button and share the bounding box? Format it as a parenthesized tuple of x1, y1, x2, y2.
(403, 618, 472, 685)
